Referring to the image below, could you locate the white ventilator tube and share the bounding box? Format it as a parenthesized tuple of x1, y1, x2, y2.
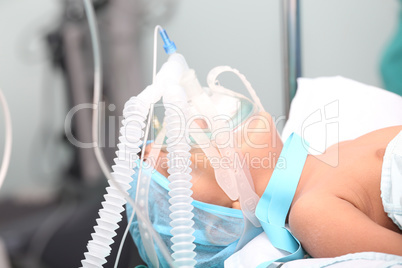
(81, 0, 196, 265)
(81, 53, 196, 267)
(81, 89, 156, 268)
(134, 53, 197, 268)
(81, 1, 171, 267)
(164, 85, 197, 267)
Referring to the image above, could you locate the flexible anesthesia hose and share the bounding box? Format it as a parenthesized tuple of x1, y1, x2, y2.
(134, 26, 197, 267)
(164, 86, 197, 267)
(81, 6, 195, 265)
(82, 1, 199, 265)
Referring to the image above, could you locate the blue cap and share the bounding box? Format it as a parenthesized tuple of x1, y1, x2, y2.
(159, 29, 177, 54)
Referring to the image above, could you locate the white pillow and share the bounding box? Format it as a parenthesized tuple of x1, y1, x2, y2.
(282, 76, 402, 156)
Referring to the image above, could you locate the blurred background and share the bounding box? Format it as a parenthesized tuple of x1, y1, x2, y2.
(0, 0, 399, 267)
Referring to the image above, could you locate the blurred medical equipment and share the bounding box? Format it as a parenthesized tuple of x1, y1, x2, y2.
(0, 239, 11, 268)
(0, 1, 178, 267)
(58, 0, 144, 182)
(50, 0, 177, 184)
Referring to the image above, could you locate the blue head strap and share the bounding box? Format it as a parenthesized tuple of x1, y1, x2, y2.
(255, 133, 309, 267)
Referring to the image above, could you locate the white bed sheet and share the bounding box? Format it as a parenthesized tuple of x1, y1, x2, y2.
(225, 232, 402, 268)
(282, 252, 402, 268)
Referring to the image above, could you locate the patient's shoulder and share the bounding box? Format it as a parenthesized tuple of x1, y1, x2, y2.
(288, 193, 355, 257)
(288, 192, 402, 257)
(288, 192, 331, 243)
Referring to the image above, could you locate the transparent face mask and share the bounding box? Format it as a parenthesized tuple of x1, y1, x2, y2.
(151, 69, 260, 145)
(127, 162, 245, 267)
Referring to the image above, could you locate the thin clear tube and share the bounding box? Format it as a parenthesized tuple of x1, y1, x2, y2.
(125, 25, 165, 268)
(0, 87, 12, 191)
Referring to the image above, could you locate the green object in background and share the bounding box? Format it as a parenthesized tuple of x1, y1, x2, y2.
(134, 265, 148, 268)
(380, 0, 402, 96)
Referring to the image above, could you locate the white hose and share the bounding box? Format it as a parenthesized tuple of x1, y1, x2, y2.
(81, 97, 149, 268)
(81, 1, 157, 267)
(81, 1, 180, 267)
(164, 85, 197, 268)
(81, 53, 192, 268)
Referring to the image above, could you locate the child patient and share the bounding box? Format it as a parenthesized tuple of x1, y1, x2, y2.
(144, 111, 402, 259)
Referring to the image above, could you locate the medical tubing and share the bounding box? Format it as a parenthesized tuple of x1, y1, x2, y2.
(134, 103, 160, 268)
(153, 25, 163, 82)
(82, 0, 113, 181)
(207, 66, 265, 112)
(130, 26, 164, 268)
(164, 86, 197, 267)
(115, 103, 156, 268)
(0, 88, 12, 191)
(116, 52, 191, 267)
(81, 92, 174, 268)
(80, 96, 149, 268)
(82, 2, 173, 266)
(132, 53, 190, 268)
(159, 28, 177, 54)
(81, 1, 147, 267)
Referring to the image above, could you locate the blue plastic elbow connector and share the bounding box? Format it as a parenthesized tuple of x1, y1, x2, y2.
(159, 29, 177, 54)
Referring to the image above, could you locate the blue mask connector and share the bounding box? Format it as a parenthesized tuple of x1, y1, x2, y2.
(159, 29, 177, 54)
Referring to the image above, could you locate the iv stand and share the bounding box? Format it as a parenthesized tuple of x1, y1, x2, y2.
(282, 0, 302, 118)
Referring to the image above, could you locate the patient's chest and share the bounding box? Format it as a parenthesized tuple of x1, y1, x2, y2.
(298, 126, 402, 233)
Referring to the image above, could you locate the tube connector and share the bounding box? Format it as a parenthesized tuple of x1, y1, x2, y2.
(159, 28, 177, 54)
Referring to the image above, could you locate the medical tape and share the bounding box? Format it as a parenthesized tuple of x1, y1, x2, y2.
(188, 122, 239, 200)
(255, 133, 309, 268)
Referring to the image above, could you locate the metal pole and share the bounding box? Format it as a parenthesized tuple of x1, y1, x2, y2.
(282, 0, 302, 118)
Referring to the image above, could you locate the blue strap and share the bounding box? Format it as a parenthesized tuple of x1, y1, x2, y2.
(255, 133, 309, 268)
